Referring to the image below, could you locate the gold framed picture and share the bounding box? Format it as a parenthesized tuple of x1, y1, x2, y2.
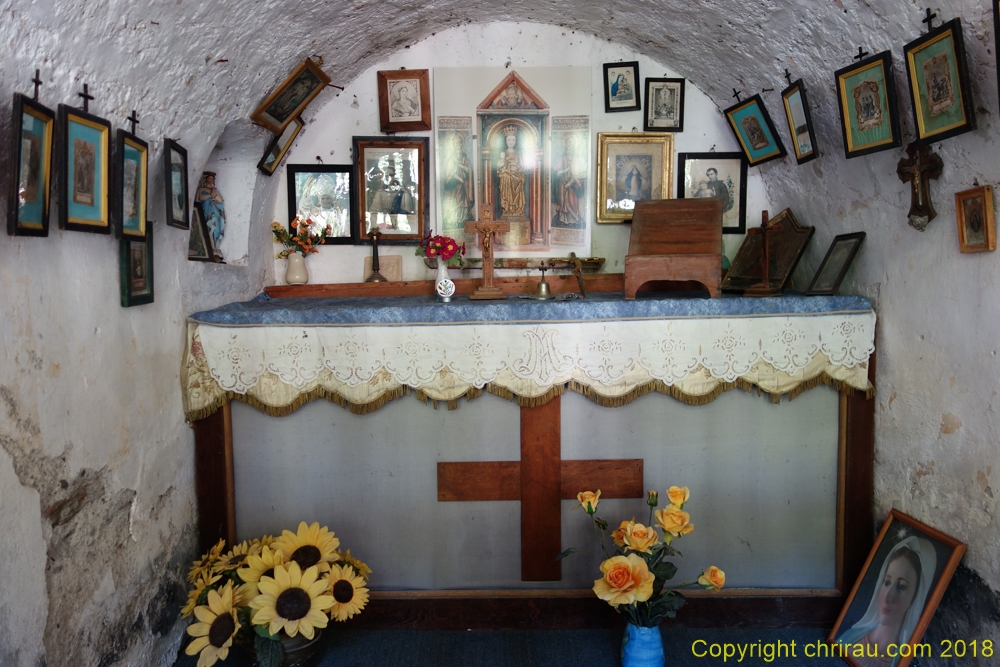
(955, 185, 995, 253)
(250, 58, 330, 135)
(596, 132, 673, 223)
(377, 69, 431, 132)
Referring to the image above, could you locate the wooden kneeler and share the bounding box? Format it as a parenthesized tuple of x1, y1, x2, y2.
(623, 199, 723, 299)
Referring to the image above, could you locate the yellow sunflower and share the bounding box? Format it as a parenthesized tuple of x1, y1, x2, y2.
(187, 539, 226, 583)
(273, 521, 340, 574)
(236, 544, 288, 598)
(335, 549, 372, 580)
(212, 540, 261, 574)
(185, 581, 241, 667)
(250, 562, 333, 639)
(181, 571, 223, 619)
(326, 563, 370, 621)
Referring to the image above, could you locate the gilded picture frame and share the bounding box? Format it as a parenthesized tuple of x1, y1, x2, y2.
(603, 62, 641, 113)
(120, 223, 154, 307)
(834, 51, 902, 159)
(258, 117, 303, 176)
(904, 18, 976, 145)
(286, 164, 356, 245)
(643, 78, 685, 132)
(57, 104, 111, 234)
(250, 58, 330, 135)
(722, 94, 786, 167)
(353, 136, 428, 244)
(113, 128, 148, 239)
(955, 185, 995, 253)
(377, 69, 431, 133)
(596, 132, 673, 224)
(163, 138, 189, 230)
(8, 93, 55, 237)
(781, 79, 819, 165)
(677, 152, 747, 234)
(805, 232, 866, 295)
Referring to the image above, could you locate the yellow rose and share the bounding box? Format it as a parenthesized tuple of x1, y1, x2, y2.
(698, 566, 725, 591)
(646, 490, 659, 507)
(610, 520, 631, 547)
(592, 553, 655, 607)
(577, 490, 601, 514)
(666, 486, 690, 507)
(655, 506, 694, 537)
(623, 521, 660, 553)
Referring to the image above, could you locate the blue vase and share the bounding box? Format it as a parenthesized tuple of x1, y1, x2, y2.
(621, 623, 664, 667)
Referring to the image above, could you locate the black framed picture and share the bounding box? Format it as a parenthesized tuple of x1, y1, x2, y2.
(120, 223, 153, 307)
(57, 104, 111, 233)
(603, 62, 641, 113)
(258, 117, 303, 176)
(722, 94, 786, 167)
(781, 79, 819, 165)
(806, 232, 866, 295)
(163, 139, 189, 230)
(353, 136, 428, 244)
(677, 152, 747, 234)
(834, 51, 902, 159)
(286, 164, 356, 245)
(113, 128, 148, 239)
(644, 78, 684, 131)
(187, 206, 215, 262)
(8, 93, 55, 237)
(903, 18, 976, 145)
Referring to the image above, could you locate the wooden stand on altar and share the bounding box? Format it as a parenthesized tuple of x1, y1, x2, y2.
(465, 211, 509, 300)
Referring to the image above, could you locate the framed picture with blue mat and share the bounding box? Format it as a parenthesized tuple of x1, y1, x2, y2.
(57, 104, 111, 233)
(723, 94, 786, 167)
(8, 93, 55, 237)
(834, 51, 902, 159)
(904, 18, 975, 146)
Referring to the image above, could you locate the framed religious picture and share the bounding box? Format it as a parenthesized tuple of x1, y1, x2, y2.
(56, 104, 111, 233)
(163, 139, 189, 230)
(677, 152, 747, 234)
(596, 132, 673, 224)
(723, 94, 786, 167)
(377, 69, 431, 132)
(8, 93, 55, 237)
(187, 207, 214, 262)
(250, 58, 330, 135)
(781, 79, 819, 165)
(120, 223, 153, 307)
(352, 136, 428, 244)
(113, 128, 148, 239)
(285, 164, 356, 245)
(829, 509, 966, 667)
(643, 78, 685, 131)
(954, 185, 995, 253)
(435, 116, 477, 240)
(834, 51, 903, 159)
(904, 18, 976, 145)
(258, 117, 303, 176)
(806, 232, 866, 295)
(603, 61, 641, 113)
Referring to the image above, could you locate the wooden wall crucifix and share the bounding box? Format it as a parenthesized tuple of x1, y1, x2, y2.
(896, 141, 943, 231)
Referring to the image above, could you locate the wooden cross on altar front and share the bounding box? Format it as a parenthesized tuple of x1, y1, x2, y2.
(437, 396, 643, 580)
(465, 208, 509, 300)
(896, 141, 943, 231)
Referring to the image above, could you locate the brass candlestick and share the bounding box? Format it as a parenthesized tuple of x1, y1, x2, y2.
(365, 228, 388, 283)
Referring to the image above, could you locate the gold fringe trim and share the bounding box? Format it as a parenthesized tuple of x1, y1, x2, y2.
(481, 383, 565, 408)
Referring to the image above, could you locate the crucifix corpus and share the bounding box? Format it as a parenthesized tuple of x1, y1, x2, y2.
(896, 141, 943, 231)
(465, 207, 509, 300)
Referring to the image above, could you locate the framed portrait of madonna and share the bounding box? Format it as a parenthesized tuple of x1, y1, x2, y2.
(835, 51, 902, 159)
(250, 58, 330, 135)
(377, 69, 431, 132)
(596, 132, 672, 224)
(903, 18, 975, 145)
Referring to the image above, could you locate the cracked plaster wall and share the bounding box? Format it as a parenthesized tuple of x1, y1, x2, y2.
(2, 1, 1000, 664)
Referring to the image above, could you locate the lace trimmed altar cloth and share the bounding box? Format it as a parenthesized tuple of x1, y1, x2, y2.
(181, 293, 875, 421)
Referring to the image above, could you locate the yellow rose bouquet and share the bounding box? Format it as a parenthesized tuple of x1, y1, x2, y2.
(562, 486, 724, 628)
(180, 521, 370, 667)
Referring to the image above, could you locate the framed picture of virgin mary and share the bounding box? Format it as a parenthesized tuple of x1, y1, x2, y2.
(903, 18, 975, 145)
(834, 51, 902, 159)
(250, 58, 330, 135)
(377, 69, 431, 132)
(603, 62, 641, 113)
(596, 132, 672, 223)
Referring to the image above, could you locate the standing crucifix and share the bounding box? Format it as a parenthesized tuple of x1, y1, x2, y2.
(896, 141, 943, 231)
(465, 208, 509, 300)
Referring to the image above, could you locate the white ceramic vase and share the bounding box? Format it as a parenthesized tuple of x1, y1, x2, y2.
(435, 258, 455, 302)
(285, 252, 309, 285)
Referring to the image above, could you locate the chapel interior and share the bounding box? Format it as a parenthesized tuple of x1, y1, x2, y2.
(2, 1, 1000, 666)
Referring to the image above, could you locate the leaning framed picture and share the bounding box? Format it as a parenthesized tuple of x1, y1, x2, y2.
(721, 208, 814, 293)
(120, 223, 153, 307)
(250, 58, 330, 135)
(596, 132, 673, 224)
(722, 94, 786, 167)
(352, 136, 428, 244)
(829, 509, 966, 667)
(113, 128, 148, 239)
(187, 207, 214, 262)
(644, 78, 685, 131)
(835, 51, 902, 159)
(57, 104, 111, 233)
(258, 117, 303, 176)
(163, 138, 189, 230)
(806, 232, 866, 295)
(954, 185, 995, 253)
(603, 62, 641, 113)
(781, 79, 819, 165)
(677, 152, 747, 234)
(904, 18, 976, 145)
(377, 69, 431, 133)
(286, 164, 356, 245)
(8, 93, 54, 237)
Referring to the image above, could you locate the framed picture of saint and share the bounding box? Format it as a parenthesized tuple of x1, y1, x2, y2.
(286, 164, 356, 245)
(722, 94, 786, 167)
(120, 223, 154, 307)
(781, 79, 819, 165)
(435, 116, 476, 239)
(8, 93, 55, 237)
(677, 152, 747, 234)
(352, 136, 428, 244)
(603, 62, 641, 113)
(954, 185, 995, 253)
(643, 78, 684, 132)
(250, 58, 330, 135)
(377, 69, 431, 132)
(113, 128, 148, 239)
(903, 18, 975, 145)
(163, 139, 189, 230)
(57, 104, 111, 234)
(834, 51, 902, 159)
(258, 117, 303, 176)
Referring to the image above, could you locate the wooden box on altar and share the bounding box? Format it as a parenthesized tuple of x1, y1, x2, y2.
(623, 199, 723, 299)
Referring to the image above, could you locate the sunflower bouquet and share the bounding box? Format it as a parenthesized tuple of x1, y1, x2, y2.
(271, 217, 332, 259)
(565, 486, 725, 627)
(181, 521, 370, 667)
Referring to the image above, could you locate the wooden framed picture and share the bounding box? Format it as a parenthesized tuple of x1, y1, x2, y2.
(835, 51, 902, 159)
(286, 164, 356, 245)
(258, 117, 303, 176)
(163, 139, 189, 230)
(644, 78, 684, 131)
(677, 152, 747, 234)
(721, 208, 814, 293)
(904, 18, 976, 145)
(353, 136, 428, 244)
(120, 223, 153, 307)
(603, 62, 641, 113)
(596, 132, 673, 224)
(57, 104, 111, 233)
(722, 94, 786, 167)
(8, 93, 55, 237)
(829, 509, 966, 667)
(781, 79, 819, 165)
(995, 2, 1000, 112)
(250, 58, 330, 135)
(187, 206, 215, 262)
(955, 185, 995, 253)
(113, 129, 147, 239)
(806, 232, 866, 295)
(377, 69, 431, 132)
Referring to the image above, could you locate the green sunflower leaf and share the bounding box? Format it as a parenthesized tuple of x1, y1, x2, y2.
(254, 623, 278, 640)
(255, 635, 284, 667)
